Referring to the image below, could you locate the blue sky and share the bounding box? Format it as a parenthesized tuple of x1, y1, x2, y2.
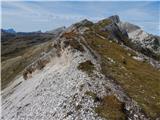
(1, 1, 160, 35)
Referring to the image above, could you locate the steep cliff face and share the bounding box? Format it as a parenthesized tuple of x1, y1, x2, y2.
(101, 15, 160, 60)
(1, 16, 160, 120)
(117, 20, 160, 60)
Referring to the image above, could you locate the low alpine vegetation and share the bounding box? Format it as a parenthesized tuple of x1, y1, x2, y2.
(78, 60, 95, 74)
(95, 95, 126, 120)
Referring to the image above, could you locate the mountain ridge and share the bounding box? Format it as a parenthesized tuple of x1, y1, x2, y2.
(1, 15, 160, 120)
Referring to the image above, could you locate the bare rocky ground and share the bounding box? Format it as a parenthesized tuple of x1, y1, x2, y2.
(1, 45, 105, 120)
(1, 39, 148, 120)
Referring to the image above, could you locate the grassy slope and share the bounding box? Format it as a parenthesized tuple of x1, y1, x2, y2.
(1, 33, 55, 89)
(1, 34, 53, 62)
(82, 22, 160, 119)
(1, 42, 54, 89)
(95, 95, 126, 120)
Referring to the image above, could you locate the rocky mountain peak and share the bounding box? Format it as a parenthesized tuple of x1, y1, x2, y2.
(108, 15, 120, 23)
(73, 19, 93, 28)
(118, 22, 141, 33)
(80, 19, 93, 24)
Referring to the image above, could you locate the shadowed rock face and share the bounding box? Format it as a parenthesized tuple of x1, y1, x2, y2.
(108, 15, 120, 23)
(104, 22, 128, 42)
(102, 15, 160, 61)
(1, 15, 160, 120)
(118, 22, 140, 33)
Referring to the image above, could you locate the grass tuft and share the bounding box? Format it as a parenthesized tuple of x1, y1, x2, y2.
(78, 60, 94, 74)
(95, 95, 126, 120)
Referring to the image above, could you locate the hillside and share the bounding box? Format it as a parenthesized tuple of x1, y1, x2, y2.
(1, 29, 65, 89)
(1, 15, 160, 120)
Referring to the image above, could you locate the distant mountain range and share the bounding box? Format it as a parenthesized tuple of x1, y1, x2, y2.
(1, 28, 43, 35)
(1, 28, 16, 34)
(1, 27, 67, 37)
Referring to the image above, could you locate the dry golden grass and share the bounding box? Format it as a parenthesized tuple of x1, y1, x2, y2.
(1, 42, 54, 89)
(95, 95, 126, 120)
(83, 27, 160, 118)
(78, 60, 94, 74)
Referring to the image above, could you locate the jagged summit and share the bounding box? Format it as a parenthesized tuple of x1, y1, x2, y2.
(73, 19, 93, 28)
(118, 22, 140, 33)
(98, 15, 120, 25)
(80, 19, 92, 24)
(108, 15, 120, 23)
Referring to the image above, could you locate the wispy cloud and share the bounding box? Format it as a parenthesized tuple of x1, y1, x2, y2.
(1, 1, 160, 35)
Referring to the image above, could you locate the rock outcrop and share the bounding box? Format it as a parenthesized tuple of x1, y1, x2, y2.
(117, 20, 160, 60)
